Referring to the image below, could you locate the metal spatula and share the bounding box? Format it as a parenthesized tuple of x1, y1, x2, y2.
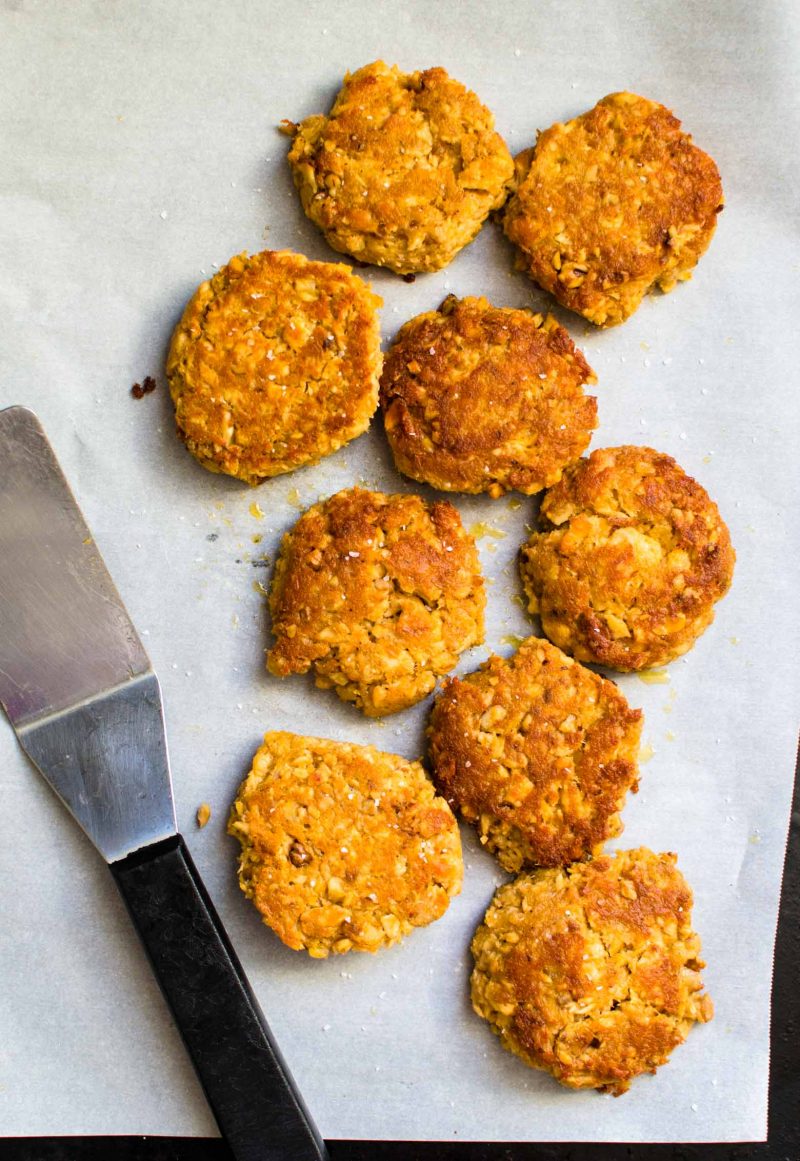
(0, 406, 327, 1161)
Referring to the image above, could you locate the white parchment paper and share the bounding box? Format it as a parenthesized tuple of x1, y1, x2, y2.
(1, 0, 799, 1143)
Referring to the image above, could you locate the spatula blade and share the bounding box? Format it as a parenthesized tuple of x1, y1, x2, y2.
(0, 406, 176, 860)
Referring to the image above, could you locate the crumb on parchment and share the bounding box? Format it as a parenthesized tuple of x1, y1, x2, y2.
(131, 376, 157, 399)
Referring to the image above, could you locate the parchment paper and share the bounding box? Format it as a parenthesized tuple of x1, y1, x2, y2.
(1, 0, 798, 1143)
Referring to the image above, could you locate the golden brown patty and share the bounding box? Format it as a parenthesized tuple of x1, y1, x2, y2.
(228, 731, 463, 957)
(520, 446, 735, 670)
(284, 61, 514, 274)
(471, 849, 713, 1093)
(380, 295, 597, 497)
(428, 636, 642, 872)
(502, 92, 723, 326)
(166, 250, 382, 483)
(267, 488, 485, 716)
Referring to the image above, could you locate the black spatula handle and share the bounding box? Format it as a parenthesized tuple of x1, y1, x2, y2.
(111, 834, 328, 1161)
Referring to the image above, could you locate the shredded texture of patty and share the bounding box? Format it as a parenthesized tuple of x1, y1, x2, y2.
(520, 446, 735, 670)
(429, 636, 642, 871)
(229, 731, 463, 957)
(502, 92, 723, 326)
(285, 61, 514, 274)
(471, 848, 713, 1093)
(267, 488, 485, 715)
(380, 295, 597, 496)
(166, 249, 382, 482)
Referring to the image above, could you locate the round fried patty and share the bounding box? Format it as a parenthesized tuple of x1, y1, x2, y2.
(380, 295, 597, 496)
(520, 446, 735, 670)
(502, 92, 723, 326)
(429, 636, 642, 871)
(167, 249, 381, 482)
(267, 488, 485, 715)
(471, 848, 713, 1093)
(285, 61, 514, 273)
(229, 731, 463, 957)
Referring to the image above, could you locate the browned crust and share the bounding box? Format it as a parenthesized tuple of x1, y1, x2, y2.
(502, 92, 723, 326)
(519, 446, 735, 670)
(267, 488, 485, 716)
(428, 636, 642, 870)
(166, 249, 382, 482)
(228, 731, 463, 957)
(470, 849, 713, 1093)
(286, 61, 514, 274)
(380, 295, 597, 496)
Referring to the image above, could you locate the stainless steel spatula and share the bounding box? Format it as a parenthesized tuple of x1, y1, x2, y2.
(0, 406, 327, 1161)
